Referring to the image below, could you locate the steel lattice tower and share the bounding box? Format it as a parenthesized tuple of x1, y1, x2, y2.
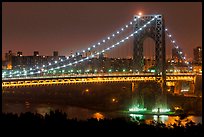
(133, 14, 167, 109)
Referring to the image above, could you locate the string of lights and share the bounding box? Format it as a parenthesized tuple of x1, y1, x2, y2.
(165, 29, 192, 69)
(3, 16, 140, 77)
(4, 15, 158, 78)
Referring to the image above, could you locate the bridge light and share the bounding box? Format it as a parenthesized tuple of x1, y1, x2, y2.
(126, 37, 129, 39)
(147, 21, 150, 24)
(55, 61, 57, 63)
(130, 22, 132, 24)
(88, 47, 90, 50)
(107, 37, 110, 40)
(36, 66, 39, 69)
(144, 25, 146, 27)
(134, 18, 137, 21)
(130, 34, 133, 37)
(117, 31, 119, 34)
(139, 28, 142, 31)
(121, 28, 124, 31)
(121, 40, 124, 42)
(72, 54, 75, 57)
(135, 31, 138, 34)
(93, 45, 95, 48)
(102, 50, 105, 53)
(112, 45, 115, 47)
(112, 34, 115, 37)
(107, 48, 110, 50)
(98, 42, 101, 45)
(83, 50, 85, 53)
(165, 28, 168, 31)
(117, 42, 120, 45)
(168, 35, 172, 37)
(103, 40, 105, 42)
(172, 40, 175, 43)
(126, 25, 128, 28)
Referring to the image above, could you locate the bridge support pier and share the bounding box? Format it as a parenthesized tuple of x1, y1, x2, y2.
(131, 82, 144, 109)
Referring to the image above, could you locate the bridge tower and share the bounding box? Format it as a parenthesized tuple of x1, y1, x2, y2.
(133, 14, 167, 109)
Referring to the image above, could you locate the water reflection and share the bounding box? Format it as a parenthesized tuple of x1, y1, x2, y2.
(2, 102, 202, 125)
(92, 112, 104, 120)
(129, 114, 202, 125)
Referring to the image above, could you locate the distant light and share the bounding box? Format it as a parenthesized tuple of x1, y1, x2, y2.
(138, 12, 142, 16)
(165, 28, 168, 31)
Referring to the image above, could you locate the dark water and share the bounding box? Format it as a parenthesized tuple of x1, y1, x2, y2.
(2, 101, 202, 125)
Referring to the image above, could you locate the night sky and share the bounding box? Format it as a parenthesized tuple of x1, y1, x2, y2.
(2, 2, 202, 60)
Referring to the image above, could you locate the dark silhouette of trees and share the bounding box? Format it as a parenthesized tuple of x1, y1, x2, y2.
(0, 110, 203, 136)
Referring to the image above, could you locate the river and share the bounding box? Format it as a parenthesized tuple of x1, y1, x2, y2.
(2, 101, 202, 125)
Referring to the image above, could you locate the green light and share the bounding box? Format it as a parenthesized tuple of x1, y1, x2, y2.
(152, 108, 170, 113)
(129, 106, 147, 112)
(71, 69, 73, 72)
(108, 69, 112, 72)
(62, 70, 65, 73)
(123, 69, 126, 72)
(150, 69, 155, 73)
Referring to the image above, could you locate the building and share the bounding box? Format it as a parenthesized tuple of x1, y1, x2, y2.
(17, 51, 23, 57)
(53, 51, 58, 56)
(193, 46, 202, 65)
(34, 51, 39, 56)
(172, 47, 183, 63)
(4, 50, 15, 69)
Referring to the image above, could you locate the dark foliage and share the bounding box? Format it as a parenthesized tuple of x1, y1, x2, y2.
(0, 110, 203, 136)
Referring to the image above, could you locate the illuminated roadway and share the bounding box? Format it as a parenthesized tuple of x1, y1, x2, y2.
(2, 73, 197, 89)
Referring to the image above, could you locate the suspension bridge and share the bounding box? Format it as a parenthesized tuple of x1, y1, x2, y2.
(2, 14, 200, 113)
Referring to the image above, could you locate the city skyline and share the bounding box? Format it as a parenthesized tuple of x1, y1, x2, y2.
(2, 2, 202, 60)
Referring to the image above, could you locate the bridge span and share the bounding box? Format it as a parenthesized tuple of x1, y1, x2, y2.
(2, 73, 196, 91)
